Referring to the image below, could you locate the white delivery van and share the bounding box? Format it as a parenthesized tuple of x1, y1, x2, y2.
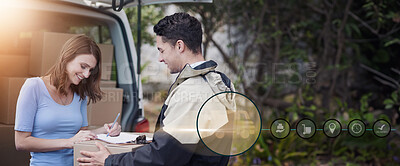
(0, 0, 211, 165)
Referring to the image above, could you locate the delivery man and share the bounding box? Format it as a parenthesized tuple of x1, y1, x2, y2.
(77, 12, 235, 166)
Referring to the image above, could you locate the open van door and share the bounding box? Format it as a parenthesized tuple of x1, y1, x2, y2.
(61, 0, 213, 132)
(85, 0, 213, 10)
(55, 0, 213, 132)
(122, 0, 213, 8)
(83, 0, 214, 132)
(0, 1, 213, 164)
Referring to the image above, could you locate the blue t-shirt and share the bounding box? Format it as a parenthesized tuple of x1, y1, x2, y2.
(14, 77, 88, 166)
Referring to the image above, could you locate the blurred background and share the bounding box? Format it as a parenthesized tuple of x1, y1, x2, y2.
(138, 0, 400, 165)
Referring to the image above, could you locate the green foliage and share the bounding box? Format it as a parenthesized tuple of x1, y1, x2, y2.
(363, 0, 388, 28)
(174, 0, 400, 165)
(125, 5, 164, 46)
(69, 25, 111, 43)
(111, 58, 117, 81)
(240, 90, 399, 165)
(359, 93, 371, 113)
(384, 38, 400, 47)
(140, 61, 151, 83)
(383, 90, 400, 110)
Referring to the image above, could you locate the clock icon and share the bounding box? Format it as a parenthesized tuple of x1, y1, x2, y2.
(351, 123, 362, 134)
(348, 119, 366, 137)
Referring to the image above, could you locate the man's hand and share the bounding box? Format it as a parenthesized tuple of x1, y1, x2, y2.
(77, 142, 111, 166)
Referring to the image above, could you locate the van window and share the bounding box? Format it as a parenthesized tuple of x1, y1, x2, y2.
(69, 25, 111, 44)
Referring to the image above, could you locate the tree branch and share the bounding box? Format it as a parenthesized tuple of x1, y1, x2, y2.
(361, 64, 400, 88)
(373, 76, 398, 89)
(384, 24, 400, 37)
(316, 0, 334, 85)
(243, 38, 255, 63)
(257, 1, 269, 35)
(210, 37, 239, 75)
(349, 11, 379, 36)
(329, 0, 353, 96)
(346, 38, 379, 43)
(243, 0, 268, 63)
(391, 68, 400, 76)
(306, 3, 324, 14)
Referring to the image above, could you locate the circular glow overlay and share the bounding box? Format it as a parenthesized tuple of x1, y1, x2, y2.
(196, 91, 261, 156)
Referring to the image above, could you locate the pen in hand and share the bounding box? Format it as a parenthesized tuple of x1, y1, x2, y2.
(107, 113, 120, 137)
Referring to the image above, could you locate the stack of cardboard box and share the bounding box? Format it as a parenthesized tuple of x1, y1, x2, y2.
(0, 78, 27, 124)
(0, 31, 33, 166)
(87, 88, 123, 126)
(0, 31, 122, 126)
(0, 124, 31, 165)
(0, 31, 123, 165)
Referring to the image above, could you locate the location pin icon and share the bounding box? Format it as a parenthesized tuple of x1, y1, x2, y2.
(329, 123, 336, 134)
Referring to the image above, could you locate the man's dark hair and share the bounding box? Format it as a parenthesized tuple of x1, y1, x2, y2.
(154, 12, 202, 54)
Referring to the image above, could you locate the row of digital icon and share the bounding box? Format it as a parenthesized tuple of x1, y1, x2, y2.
(269, 119, 393, 139)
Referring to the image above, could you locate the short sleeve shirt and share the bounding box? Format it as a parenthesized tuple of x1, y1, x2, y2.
(14, 77, 88, 166)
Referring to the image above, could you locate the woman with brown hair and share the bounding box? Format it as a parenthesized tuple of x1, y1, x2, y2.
(14, 35, 121, 166)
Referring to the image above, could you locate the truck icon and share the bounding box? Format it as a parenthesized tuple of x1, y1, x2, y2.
(276, 123, 285, 133)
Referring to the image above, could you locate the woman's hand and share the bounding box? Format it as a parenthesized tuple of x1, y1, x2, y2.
(104, 122, 121, 137)
(67, 130, 96, 148)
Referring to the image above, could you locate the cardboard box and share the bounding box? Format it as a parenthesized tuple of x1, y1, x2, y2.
(87, 88, 123, 126)
(0, 31, 31, 55)
(29, 32, 80, 76)
(73, 132, 153, 166)
(98, 44, 114, 80)
(0, 77, 27, 124)
(100, 80, 117, 88)
(0, 124, 31, 166)
(0, 55, 30, 77)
